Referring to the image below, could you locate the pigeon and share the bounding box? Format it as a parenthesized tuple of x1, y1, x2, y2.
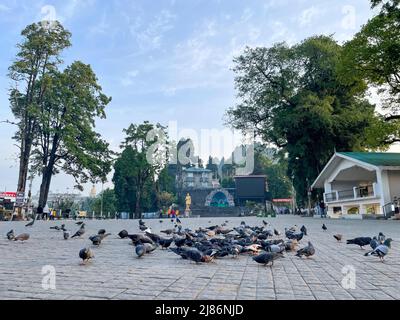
(296, 242, 315, 258)
(378, 232, 386, 244)
(161, 228, 175, 235)
(25, 219, 35, 227)
(139, 219, 145, 226)
(322, 224, 327, 231)
(159, 220, 163, 223)
(135, 242, 145, 258)
(71, 224, 86, 238)
(274, 229, 281, 236)
(300, 225, 308, 236)
(263, 220, 268, 227)
(158, 238, 174, 250)
(89, 235, 102, 246)
(63, 231, 70, 240)
(118, 230, 129, 239)
(128, 234, 154, 245)
(176, 217, 182, 224)
(346, 237, 372, 249)
(364, 239, 393, 262)
(185, 248, 215, 264)
(265, 244, 285, 254)
(143, 243, 157, 254)
(370, 237, 379, 250)
(145, 232, 162, 243)
(333, 234, 343, 242)
(14, 233, 30, 242)
(79, 248, 94, 264)
(6, 230, 15, 240)
(139, 224, 148, 231)
(61, 224, 67, 232)
(98, 229, 106, 235)
(253, 252, 282, 266)
(169, 247, 190, 259)
(76, 221, 84, 225)
(50, 226, 61, 231)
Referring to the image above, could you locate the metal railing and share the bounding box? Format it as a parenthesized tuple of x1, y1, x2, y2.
(325, 184, 377, 203)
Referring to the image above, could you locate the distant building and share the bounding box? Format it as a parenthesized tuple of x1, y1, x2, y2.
(182, 167, 213, 189)
(312, 152, 400, 219)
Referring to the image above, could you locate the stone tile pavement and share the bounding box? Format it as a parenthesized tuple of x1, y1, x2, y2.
(0, 216, 399, 300)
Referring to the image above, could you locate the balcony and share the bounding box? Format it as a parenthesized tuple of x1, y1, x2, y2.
(324, 183, 379, 203)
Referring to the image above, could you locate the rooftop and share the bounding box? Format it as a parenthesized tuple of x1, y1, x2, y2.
(339, 152, 400, 167)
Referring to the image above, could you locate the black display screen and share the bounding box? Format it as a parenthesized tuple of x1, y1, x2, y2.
(235, 177, 266, 198)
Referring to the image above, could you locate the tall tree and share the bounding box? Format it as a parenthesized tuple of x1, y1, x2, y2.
(341, 0, 400, 144)
(113, 122, 168, 218)
(29, 61, 112, 207)
(8, 21, 71, 204)
(226, 36, 385, 203)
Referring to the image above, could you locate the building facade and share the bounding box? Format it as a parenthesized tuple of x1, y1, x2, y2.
(312, 152, 400, 219)
(181, 167, 213, 189)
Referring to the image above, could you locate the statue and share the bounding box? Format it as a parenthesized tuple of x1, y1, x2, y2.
(185, 193, 192, 217)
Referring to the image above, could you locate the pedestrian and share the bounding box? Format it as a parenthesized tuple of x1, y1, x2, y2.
(36, 205, 43, 220)
(42, 204, 50, 220)
(319, 201, 326, 218)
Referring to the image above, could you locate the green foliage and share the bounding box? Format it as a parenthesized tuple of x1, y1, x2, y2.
(8, 21, 72, 194)
(221, 177, 235, 188)
(113, 122, 169, 217)
(226, 35, 384, 203)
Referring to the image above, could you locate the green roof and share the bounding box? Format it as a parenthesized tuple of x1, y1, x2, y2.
(338, 152, 400, 166)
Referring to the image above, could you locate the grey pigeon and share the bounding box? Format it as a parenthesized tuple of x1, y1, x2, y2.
(296, 242, 315, 258)
(25, 219, 35, 227)
(118, 230, 129, 239)
(370, 237, 379, 250)
(300, 225, 308, 236)
(253, 252, 282, 266)
(89, 235, 102, 246)
(346, 237, 372, 249)
(135, 243, 145, 258)
(322, 224, 327, 231)
(71, 224, 86, 238)
(6, 229, 15, 240)
(378, 232, 386, 244)
(365, 239, 393, 262)
(63, 231, 70, 240)
(266, 244, 285, 254)
(79, 248, 94, 263)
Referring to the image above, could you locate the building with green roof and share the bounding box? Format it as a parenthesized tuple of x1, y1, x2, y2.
(312, 152, 400, 219)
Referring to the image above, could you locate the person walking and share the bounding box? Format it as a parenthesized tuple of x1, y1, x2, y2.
(42, 204, 50, 220)
(36, 205, 43, 220)
(319, 201, 326, 218)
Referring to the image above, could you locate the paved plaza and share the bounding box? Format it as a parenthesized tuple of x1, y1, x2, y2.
(0, 215, 399, 300)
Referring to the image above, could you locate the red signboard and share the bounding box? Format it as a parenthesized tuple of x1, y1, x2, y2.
(273, 198, 293, 203)
(0, 192, 17, 198)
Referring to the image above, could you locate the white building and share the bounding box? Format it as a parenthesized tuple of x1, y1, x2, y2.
(312, 152, 400, 219)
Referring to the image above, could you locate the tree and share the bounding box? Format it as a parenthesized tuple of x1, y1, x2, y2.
(113, 122, 168, 218)
(30, 61, 112, 207)
(341, 0, 400, 144)
(226, 36, 385, 203)
(91, 189, 117, 216)
(8, 21, 71, 205)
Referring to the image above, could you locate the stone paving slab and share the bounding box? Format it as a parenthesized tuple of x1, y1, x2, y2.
(0, 216, 399, 300)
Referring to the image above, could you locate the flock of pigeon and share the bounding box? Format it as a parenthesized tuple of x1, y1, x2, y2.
(4, 217, 394, 266)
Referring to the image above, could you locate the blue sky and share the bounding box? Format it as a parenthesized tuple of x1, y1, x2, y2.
(0, 0, 379, 195)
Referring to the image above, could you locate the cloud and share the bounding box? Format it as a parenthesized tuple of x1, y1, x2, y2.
(120, 70, 139, 87)
(132, 9, 176, 52)
(0, 4, 10, 12)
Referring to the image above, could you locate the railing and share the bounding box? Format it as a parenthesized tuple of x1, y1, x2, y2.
(324, 183, 377, 203)
(338, 189, 355, 200)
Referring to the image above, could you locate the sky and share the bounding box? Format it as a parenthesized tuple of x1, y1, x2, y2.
(0, 0, 388, 196)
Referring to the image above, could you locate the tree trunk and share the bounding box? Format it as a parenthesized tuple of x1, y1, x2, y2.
(38, 136, 59, 208)
(134, 188, 142, 219)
